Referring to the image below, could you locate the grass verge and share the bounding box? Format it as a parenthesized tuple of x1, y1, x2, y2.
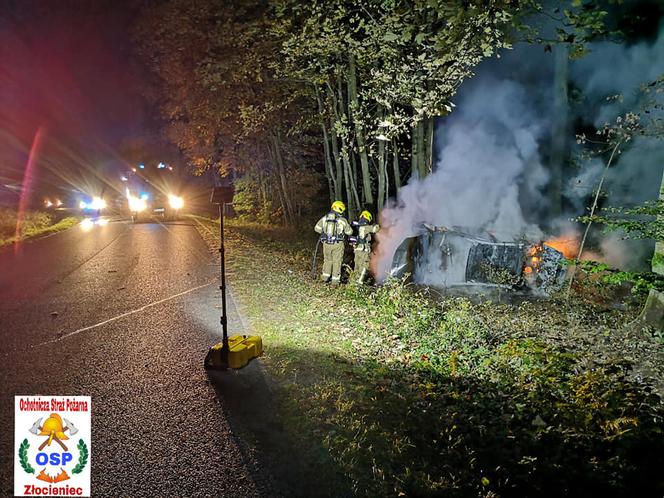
(0, 208, 80, 247)
(195, 218, 664, 497)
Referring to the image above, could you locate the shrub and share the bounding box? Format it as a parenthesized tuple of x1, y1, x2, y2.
(0, 208, 53, 240)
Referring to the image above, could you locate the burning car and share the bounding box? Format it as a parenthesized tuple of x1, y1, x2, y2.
(389, 224, 567, 298)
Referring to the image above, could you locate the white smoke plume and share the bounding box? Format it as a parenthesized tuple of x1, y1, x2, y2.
(374, 76, 548, 279)
(572, 27, 664, 127)
(374, 24, 664, 281)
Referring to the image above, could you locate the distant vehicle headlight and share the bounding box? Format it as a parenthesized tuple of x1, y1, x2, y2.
(90, 197, 106, 210)
(127, 194, 147, 212)
(168, 195, 184, 210)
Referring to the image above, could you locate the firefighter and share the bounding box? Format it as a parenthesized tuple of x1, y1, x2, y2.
(353, 210, 380, 284)
(314, 201, 353, 285)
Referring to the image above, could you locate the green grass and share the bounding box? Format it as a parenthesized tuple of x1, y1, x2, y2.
(196, 218, 664, 497)
(0, 208, 80, 247)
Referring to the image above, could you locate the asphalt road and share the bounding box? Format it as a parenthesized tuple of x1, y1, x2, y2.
(0, 219, 268, 497)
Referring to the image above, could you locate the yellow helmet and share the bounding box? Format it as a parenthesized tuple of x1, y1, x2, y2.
(331, 201, 346, 214)
(39, 413, 68, 444)
(360, 210, 373, 222)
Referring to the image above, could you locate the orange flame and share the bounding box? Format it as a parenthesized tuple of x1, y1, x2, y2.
(544, 233, 580, 259)
(523, 242, 545, 278)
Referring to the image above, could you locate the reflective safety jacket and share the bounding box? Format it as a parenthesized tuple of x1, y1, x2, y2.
(314, 212, 352, 243)
(355, 221, 380, 252)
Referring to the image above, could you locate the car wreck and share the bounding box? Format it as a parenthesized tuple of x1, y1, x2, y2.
(389, 224, 568, 299)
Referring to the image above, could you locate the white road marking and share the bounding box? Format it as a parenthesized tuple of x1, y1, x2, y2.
(37, 281, 215, 347)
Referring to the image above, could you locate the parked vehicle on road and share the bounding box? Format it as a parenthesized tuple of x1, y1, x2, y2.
(123, 163, 184, 222)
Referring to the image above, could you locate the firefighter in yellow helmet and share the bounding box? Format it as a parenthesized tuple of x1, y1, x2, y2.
(314, 201, 353, 284)
(353, 210, 380, 284)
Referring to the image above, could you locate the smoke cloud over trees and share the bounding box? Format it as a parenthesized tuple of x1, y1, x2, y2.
(374, 20, 664, 280)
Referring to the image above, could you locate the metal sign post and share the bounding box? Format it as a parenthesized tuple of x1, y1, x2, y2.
(218, 201, 229, 363)
(210, 184, 234, 366)
(205, 182, 262, 371)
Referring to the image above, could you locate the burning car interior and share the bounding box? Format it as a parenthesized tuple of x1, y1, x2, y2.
(390, 224, 568, 299)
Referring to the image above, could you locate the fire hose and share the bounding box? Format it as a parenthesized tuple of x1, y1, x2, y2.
(311, 237, 323, 280)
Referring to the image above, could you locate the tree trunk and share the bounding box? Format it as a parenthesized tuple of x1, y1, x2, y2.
(417, 120, 429, 178)
(351, 151, 359, 204)
(425, 117, 434, 175)
(321, 138, 335, 202)
(329, 122, 344, 199)
(377, 136, 386, 211)
(347, 150, 361, 217)
(332, 76, 359, 218)
(341, 149, 357, 220)
(276, 131, 295, 224)
(550, 44, 569, 218)
(384, 142, 389, 208)
(257, 166, 267, 216)
(269, 131, 295, 225)
(410, 120, 429, 178)
(266, 140, 288, 224)
(315, 85, 338, 200)
(411, 122, 420, 179)
(392, 138, 401, 191)
(327, 84, 345, 203)
(348, 53, 373, 206)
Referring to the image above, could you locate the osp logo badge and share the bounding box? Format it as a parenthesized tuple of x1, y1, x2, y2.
(14, 396, 91, 497)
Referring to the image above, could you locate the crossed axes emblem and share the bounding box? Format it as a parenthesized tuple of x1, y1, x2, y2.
(28, 414, 79, 452)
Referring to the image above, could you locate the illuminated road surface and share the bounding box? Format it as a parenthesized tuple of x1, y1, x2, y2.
(0, 220, 267, 497)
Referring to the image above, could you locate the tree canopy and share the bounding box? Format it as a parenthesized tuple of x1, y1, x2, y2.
(135, 0, 547, 223)
(135, 0, 638, 225)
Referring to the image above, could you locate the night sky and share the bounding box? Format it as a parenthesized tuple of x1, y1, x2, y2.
(0, 0, 153, 204)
